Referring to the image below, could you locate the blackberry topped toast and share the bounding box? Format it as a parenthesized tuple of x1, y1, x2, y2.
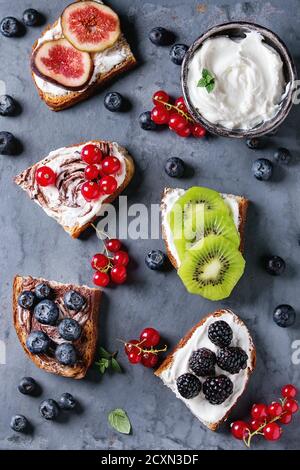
(161, 187, 249, 300)
(14, 140, 134, 238)
(155, 309, 256, 430)
(13, 275, 101, 379)
(31, 1, 136, 111)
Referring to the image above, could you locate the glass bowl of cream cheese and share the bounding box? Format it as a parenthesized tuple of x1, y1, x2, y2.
(182, 22, 297, 138)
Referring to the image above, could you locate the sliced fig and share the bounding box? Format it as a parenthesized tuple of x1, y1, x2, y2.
(61, 1, 121, 53)
(32, 38, 94, 91)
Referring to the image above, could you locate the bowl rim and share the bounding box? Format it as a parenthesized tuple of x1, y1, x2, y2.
(181, 21, 297, 138)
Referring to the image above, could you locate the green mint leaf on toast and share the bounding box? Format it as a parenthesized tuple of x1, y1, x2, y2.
(108, 408, 131, 435)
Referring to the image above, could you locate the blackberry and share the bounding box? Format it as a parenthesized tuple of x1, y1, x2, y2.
(203, 375, 233, 405)
(188, 348, 216, 377)
(176, 373, 201, 399)
(208, 320, 233, 348)
(217, 347, 248, 374)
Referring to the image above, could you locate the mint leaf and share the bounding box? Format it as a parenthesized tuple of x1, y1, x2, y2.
(202, 68, 210, 79)
(98, 347, 111, 359)
(95, 358, 110, 374)
(108, 408, 131, 435)
(197, 69, 215, 93)
(111, 358, 122, 373)
(197, 77, 207, 87)
(206, 82, 215, 93)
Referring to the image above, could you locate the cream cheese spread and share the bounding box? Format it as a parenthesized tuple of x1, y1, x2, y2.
(187, 31, 287, 130)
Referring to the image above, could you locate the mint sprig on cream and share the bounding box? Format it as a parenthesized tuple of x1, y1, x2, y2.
(197, 68, 215, 93)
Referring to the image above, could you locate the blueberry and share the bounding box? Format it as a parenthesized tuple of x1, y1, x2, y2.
(0, 131, 18, 155)
(18, 291, 35, 309)
(252, 158, 273, 181)
(149, 27, 174, 46)
(34, 300, 59, 325)
(18, 377, 37, 395)
(104, 92, 123, 112)
(22, 9, 42, 27)
(58, 318, 82, 341)
(39, 399, 59, 420)
(170, 44, 188, 65)
(273, 305, 296, 328)
(10, 415, 28, 432)
(139, 111, 157, 131)
(59, 393, 77, 410)
(64, 290, 86, 311)
(145, 250, 167, 271)
(0, 95, 17, 116)
(26, 331, 50, 354)
(246, 138, 262, 150)
(274, 147, 292, 165)
(265, 255, 286, 276)
(165, 157, 185, 177)
(35, 283, 52, 300)
(55, 343, 77, 366)
(0, 17, 22, 37)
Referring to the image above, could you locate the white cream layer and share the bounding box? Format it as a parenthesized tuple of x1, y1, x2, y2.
(159, 310, 254, 426)
(161, 188, 240, 267)
(187, 31, 287, 130)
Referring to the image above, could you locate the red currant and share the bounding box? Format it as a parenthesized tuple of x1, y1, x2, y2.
(282, 384, 297, 399)
(81, 144, 102, 164)
(263, 422, 282, 441)
(81, 181, 101, 201)
(279, 411, 292, 424)
(251, 403, 268, 420)
(84, 164, 100, 181)
(230, 421, 250, 440)
(139, 328, 160, 348)
(169, 113, 187, 133)
(152, 90, 170, 105)
(268, 402, 283, 418)
(99, 175, 118, 195)
(125, 340, 140, 355)
(91, 253, 109, 270)
(113, 250, 129, 267)
(36, 166, 56, 187)
(128, 350, 141, 364)
(192, 124, 206, 138)
(284, 398, 299, 414)
(176, 124, 191, 137)
(175, 96, 187, 112)
(141, 352, 158, 368)
(105, 239, 122, 253)
(110, 265, 127, 284)
(151, 105, 170, 125)
(101, 156, 121, 175)
(250, 418, 265, 431)
(93, 271, 110, 287)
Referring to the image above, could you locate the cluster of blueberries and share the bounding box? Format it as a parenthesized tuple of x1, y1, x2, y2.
(18, 283, 86, 366)
(246, 138, 293, 181)
(11, 376, 77, 433)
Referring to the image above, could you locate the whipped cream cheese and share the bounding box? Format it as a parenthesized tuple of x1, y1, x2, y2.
(31, 142, 127, 228)
(187, 31, 287, 129)
(159, 310, 254, 426)
(161, 188, 240, 267)
(33, 1, 130, 97)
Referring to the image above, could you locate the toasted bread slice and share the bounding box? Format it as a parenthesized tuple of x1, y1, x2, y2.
(13, 275, 101, 379)
(14, 140, 134, 238)
(161, 187, 249, 269)
(31, 1, 136, 111)
(155, 309, 256, 431)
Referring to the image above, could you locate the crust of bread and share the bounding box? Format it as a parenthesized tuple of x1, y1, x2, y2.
(13, 275, 101, 379)
(32, 20, 136, 111)
(155, 309, 256, 431)
(161, 188, 249, 270)
(14, 140, 135, 238)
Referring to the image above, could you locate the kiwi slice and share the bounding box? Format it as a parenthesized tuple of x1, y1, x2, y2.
(178, 235, 245, 300)
(174, 211, 240, 261)
(168, 187, 230, 244)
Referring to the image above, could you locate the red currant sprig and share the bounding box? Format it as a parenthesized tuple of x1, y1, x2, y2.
(121, 328, 167, 368)
(231, 384, 298, 447)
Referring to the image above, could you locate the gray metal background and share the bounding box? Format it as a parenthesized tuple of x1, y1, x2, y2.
(0, 0, 299, 450)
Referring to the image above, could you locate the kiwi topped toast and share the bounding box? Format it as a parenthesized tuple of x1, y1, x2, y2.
(161, 187, 249, 301)
(31, 1, 136, 111)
